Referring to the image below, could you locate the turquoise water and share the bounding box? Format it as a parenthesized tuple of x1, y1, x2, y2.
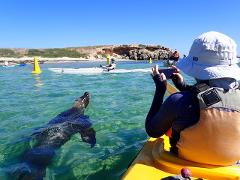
(0, 61, 195, 180)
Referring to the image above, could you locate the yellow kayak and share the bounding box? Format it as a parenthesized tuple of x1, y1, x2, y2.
(123, 83, 240, 179)
(122, 135, 240, 180)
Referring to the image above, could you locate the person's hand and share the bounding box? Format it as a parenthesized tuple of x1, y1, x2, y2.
(152, 65, 166, 81)
(171, 65, 184, 84)
(151, 64, 159, 77)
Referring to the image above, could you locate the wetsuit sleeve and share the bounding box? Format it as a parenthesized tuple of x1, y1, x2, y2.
(145, 74, 175, 137)
(172, 75, 192, 91)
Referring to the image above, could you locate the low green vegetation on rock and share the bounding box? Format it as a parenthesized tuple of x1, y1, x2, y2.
(27, 48, 87, 58)
(0, 49, 19, 57)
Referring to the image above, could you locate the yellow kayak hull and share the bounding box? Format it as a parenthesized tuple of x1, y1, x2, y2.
(122, 136, 240, 180)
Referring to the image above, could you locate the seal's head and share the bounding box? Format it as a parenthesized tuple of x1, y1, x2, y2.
(73, 92, 91, 110)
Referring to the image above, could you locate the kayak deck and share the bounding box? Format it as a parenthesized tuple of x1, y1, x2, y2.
(122, 136, 240, 180)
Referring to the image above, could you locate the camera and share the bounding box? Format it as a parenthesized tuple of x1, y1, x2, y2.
(158, 68, 177, 79)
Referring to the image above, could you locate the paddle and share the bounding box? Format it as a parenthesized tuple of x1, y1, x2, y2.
(167, 82, 178, 94)
(165, 82, 178, 137)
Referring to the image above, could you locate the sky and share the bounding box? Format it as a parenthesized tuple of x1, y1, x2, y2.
(0, 0, 239, 55)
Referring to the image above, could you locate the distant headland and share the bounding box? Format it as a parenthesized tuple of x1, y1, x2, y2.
(0, 44, 177, 64)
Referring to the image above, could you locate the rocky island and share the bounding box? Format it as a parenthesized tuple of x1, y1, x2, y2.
(0, 44, 177, 64)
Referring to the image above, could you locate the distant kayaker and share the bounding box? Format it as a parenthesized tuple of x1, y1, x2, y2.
(100, 58, 116, 71)
(169, 50, 180, 61)
(145, 31, 240, 166)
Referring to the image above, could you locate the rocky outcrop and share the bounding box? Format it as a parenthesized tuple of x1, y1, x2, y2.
(97, 44, 174, 60)
(128, 47, 171, 60)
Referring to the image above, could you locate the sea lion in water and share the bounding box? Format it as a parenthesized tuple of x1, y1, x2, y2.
(13, 92, 96, 180)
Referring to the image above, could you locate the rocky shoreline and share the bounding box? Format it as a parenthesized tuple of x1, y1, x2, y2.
(0, 44, 177, 65)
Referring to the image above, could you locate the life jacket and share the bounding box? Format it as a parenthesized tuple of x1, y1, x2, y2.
(176, 83, 240, 165)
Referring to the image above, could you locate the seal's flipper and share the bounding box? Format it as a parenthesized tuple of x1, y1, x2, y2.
(23, 147, 55, 166)
(80, 128, 96, 147)
(10, 162, 46, 180)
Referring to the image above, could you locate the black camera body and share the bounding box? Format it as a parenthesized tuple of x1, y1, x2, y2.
(158, 68, 177, 79)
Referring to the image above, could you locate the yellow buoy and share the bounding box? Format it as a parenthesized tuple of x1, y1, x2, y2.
(149, 57, 152, 64)
(32, 56, 42, 74)
(106, 54, 110, 65)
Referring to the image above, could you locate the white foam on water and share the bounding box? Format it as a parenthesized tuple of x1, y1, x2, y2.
(48, 67, 152, 75)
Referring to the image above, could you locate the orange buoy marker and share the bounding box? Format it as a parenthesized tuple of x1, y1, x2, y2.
(32, 56, 42, 74)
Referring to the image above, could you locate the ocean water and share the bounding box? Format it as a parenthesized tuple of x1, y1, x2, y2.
(0, 60, 195, 180)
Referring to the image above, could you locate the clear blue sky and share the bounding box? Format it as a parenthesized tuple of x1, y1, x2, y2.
(0, 0, 239, 54)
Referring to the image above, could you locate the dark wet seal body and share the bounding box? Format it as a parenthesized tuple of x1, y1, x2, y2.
(12, 92, 96, 180)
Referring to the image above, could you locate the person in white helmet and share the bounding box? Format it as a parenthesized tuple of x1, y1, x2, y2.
(100, 59, 116, 71)
(145, 31, 240, 166)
